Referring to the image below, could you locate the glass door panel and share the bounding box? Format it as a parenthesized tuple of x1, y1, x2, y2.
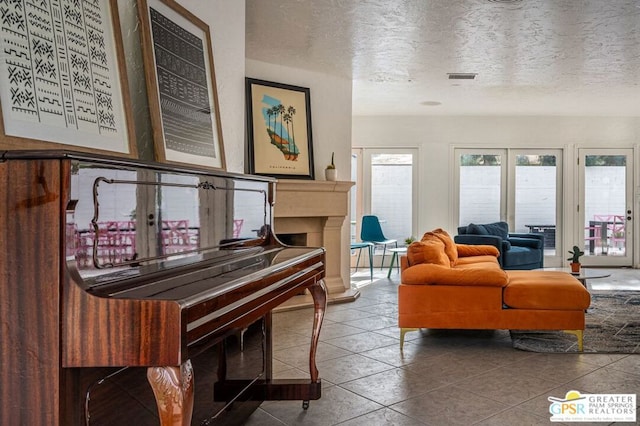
(513, 153, 559, 257)
(350, 151, 360, 243)
(579, 149, 632, 266)
(369, 152, 414, 244)
(458, 153, 503, 225)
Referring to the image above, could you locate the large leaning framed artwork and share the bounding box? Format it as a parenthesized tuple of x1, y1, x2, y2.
(246, 78, 314, 179)
(0, 0, 137, 156)
(137, 0, 225, 170)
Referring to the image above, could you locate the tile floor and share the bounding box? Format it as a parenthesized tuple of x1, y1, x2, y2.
(245, 268, 640, 425)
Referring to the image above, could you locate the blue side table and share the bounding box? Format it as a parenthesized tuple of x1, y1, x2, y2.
(350, 242, 374, 280)
(387, 247, 408, 278)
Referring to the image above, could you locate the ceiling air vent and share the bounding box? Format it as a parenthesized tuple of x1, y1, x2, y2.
(448, 73, 477, 80)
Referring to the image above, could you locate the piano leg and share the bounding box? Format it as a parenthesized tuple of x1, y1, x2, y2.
(308, 280, 328, 383)
(147, 360, 194, 426)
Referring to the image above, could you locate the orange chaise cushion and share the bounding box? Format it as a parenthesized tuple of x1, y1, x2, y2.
(407, 240, 450, 267)
(422, 228, 458, 266)
(401, 263, 509, 287)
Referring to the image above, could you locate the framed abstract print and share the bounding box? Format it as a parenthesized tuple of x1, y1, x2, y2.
(137, 0, 225, 170)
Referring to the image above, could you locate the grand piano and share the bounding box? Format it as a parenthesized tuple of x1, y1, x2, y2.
(0, 151, 327, 425)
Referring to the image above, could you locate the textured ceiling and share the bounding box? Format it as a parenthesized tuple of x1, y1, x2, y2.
(245, 0, 640, 116)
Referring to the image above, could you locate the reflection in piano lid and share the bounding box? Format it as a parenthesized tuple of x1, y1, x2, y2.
(68, 160, 272, 278)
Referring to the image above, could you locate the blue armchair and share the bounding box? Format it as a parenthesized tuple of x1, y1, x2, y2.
(454, 222, 544, 270)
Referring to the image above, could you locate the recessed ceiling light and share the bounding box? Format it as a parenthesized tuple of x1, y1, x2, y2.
(421, 101, 442, 106)
(447, 73, 477, 80)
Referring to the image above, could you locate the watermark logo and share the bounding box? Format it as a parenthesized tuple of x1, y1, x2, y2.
(548, 390, 636, 422)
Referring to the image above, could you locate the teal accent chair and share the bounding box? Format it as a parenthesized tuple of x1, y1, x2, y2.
(360, 215, 397, 269)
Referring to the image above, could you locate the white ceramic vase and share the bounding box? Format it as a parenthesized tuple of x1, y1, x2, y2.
(325, 168, 337, 181)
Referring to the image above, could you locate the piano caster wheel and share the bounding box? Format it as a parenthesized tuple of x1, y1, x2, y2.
(302, 400, 310, 410)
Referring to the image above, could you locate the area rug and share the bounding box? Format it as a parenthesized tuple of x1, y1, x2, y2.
(510, 291, 640, 353)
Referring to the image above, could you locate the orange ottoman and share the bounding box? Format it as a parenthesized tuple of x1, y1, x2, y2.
(504, 270, 591, 311)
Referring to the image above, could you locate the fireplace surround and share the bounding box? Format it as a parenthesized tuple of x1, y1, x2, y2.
(274, 179, 358, 306)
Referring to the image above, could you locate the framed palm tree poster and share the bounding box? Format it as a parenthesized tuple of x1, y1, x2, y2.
(246, 78, 314, 179)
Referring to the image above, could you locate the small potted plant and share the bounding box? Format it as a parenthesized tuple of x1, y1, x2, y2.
(404, 236, 416, 246)
(567, 245, 584, 274)
(325, 152, 337, 181)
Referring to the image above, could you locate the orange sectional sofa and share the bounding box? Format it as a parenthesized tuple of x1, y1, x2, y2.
(398, 229, 591, 350)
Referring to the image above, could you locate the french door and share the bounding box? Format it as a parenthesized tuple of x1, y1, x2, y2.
(351, 147, 418, 248)
(456, 148, 563, 264)
(577, 148, 633, 266)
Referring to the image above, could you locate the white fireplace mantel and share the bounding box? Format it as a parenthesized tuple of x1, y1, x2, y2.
(273, 179, 358, 305)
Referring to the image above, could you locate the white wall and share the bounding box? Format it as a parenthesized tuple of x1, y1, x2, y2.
(352, 115, 640, 238)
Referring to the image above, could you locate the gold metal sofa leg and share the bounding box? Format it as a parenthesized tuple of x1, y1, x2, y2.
(400, 328, 419, 350)
(563, 329, 584, 351)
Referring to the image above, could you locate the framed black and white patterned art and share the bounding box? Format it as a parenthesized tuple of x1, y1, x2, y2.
(137, 0, 225, 170)
(0, 0, 137, 157)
